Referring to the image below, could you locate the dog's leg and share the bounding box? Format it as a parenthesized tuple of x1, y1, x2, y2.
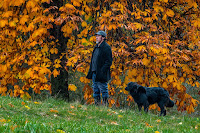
(144, 102, 149, 113)
(138, 104, 142, 111)
(158, 102, 166, 116)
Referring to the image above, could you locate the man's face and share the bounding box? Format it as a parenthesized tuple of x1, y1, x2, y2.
(96, 35, 104, 44)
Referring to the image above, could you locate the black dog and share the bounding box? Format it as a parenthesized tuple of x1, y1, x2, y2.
(125, 82, 174, 116)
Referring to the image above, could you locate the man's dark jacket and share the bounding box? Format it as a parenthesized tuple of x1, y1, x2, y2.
(86, 41, 112, 82)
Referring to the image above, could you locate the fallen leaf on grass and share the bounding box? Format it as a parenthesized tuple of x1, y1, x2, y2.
(8, 103, 14, 107)
(68, 111, 76, 115)
(179, 122, 182, 125)
(0, 119, 7, 123)
(11, 125, 18, 131)
(145, 122, 153, 127)
(195, 125, 198, 129)
(25, 105, 30, 110)
(156, 119, 161, 123)
(34, 102, 41, 104)
(111, 121, 119, 125)
(25, 120, 29, 124)
(50, 109, 59, 113)
(70, 105, 75, 109)
(155, 131, 160, 133)
(57, 129, 65, 133)
(78, 105, 82, 108)
(118, 115, 123, 118)
(21, 101, 25, 105)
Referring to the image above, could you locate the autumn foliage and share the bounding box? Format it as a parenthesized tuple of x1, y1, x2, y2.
(0, 0, 199, 113)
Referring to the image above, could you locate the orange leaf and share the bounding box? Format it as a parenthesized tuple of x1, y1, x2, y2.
(0, 19, 8, 27)
(145, 122, 153, 127)
(166, 9, 174, 17)
(50, 109, 59, 113)
(110, 121, 119, 125)
(70, 105, 75, 109)
(68, 84, 77, 91)
(52, 69, 60, 77)
(65, 3, 75, 10)
(142, 58, 150, 66)
(81, 21, 87, 27)
(8, 103, 14, 107)
(19, 15, 29, 25)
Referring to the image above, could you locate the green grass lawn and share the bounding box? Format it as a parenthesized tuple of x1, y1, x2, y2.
(0, 96, 199, 133)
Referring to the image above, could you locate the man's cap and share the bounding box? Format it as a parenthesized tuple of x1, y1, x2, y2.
(95, 31, 107, 37)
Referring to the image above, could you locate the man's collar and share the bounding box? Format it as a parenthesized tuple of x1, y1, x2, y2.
(95, 40, 105, 48)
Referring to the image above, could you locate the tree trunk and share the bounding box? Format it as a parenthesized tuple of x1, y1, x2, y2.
(44, 0, 69, 100)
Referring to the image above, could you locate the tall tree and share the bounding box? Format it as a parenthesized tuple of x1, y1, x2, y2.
(43, 0, 69, 99)
(0, 0, 199, 113)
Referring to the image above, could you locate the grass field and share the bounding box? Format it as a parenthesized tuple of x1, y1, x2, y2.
(0, 96, 199, 133)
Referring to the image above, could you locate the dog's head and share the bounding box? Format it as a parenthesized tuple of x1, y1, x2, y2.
(125, 82, 146, 94)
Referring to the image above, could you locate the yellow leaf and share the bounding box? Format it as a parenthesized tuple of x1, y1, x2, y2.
(118, 115, 123, 118)
(27, 22, 35, 31)
(162, 82, 168, 88)
(30, 41, 37, 47)
(66, 27, 73, 34)
(25, 105, 30, 110)
(68, 84, 77, 91)
(135, 45, 146, 51)
(13, 0, 25, 6)
(153, 5, 164, 13)
(1, 65, 7, 72)
(160, 0, 168, 2)
(50, 48, 58, 54)
(9, 21, 16, 27)
(134, 22, 143, 30)
(142, 58, 150, 66)
(80, 77, 90, 83)
(26, 0, 36, 9)
(2, 11, 13, 18)
(57, 129, 65, 133)
(52, 69, 60, 77)
(54, 64, 62, 68)
(81, 21, 87, 27)
(65, 3, 75, 10)
(192, 18, 200, 28)
(72, 1, 81, 7)
(104, 11, 112, 17)
(54, 59, 61, 64)
(0, 19, 8, 27)
(34, 102, 41, 104)
(19, 15, 29, 25)
(50, 109, 59, 113)
(166, 9, 174, 17)
(155, 131, 160, 133)
(192, 2, 198, 8)
(0, 119, 7, 123)
(41, 44, 49, 53)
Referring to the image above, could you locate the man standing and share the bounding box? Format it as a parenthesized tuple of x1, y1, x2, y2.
(86, 31, 113, 105)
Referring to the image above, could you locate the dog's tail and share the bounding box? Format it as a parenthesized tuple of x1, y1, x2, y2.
(166, 98, 174, 107)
